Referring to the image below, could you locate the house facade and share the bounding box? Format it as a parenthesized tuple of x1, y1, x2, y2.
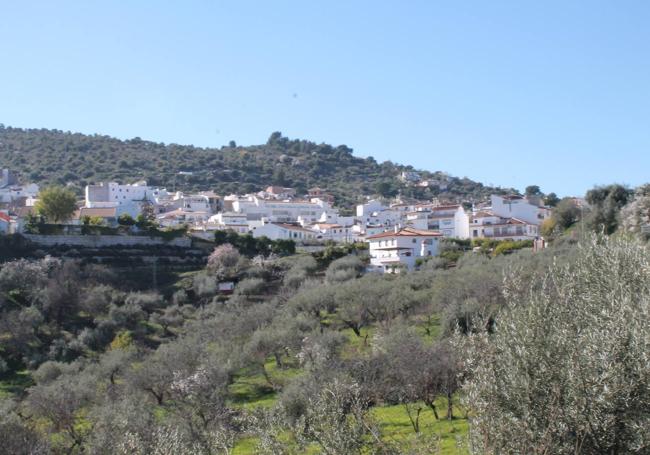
(231, 196, 338, 224)
(470, 211, 539, 240)
(310, 223, 353, 243)
(490, 195, 550, 226)
(366, 227, 442, 273)
(251, 222, 318, 242)
(85, 181, 169, 217)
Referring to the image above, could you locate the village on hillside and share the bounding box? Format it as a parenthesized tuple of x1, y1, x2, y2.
(0, 168, 552, 272)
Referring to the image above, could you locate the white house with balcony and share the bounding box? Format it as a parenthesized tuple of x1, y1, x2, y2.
(366, 227, 442, 273)
(470, 211, 539, 240)
(402, 204, 469, 238)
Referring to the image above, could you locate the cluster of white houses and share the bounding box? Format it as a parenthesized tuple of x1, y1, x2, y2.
(0, 169, 552, 272)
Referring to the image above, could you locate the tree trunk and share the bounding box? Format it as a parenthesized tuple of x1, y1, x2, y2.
(273, 352, 283, 368)
(446, 391, 454, 420)
(261, 363, 276, 389)
(404, 403, 422, 433)
(425, 400, 440, 420)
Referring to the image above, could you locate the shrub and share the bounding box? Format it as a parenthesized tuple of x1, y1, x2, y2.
(461, 236, 650, 454)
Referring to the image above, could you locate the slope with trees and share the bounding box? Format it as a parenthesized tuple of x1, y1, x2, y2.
(0, 125, 515, 208)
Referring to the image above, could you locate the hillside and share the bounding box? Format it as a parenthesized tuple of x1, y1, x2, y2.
(0, 125, 515, 208)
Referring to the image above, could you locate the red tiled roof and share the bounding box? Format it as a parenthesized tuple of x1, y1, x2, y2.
(472, 211, 496, 218)
(366, 227, 443, 240)
(0, 212, 10, 223)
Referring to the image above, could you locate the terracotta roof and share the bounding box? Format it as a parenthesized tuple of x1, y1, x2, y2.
(366, 227, 443, 240)
(0, 212, 10, 223)
(472, 211, 496, 218)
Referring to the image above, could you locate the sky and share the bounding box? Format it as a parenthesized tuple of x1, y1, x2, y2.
(1, 1, 649, 197)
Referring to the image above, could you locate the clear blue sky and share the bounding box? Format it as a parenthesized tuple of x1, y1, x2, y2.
(1, 1, 649, 196)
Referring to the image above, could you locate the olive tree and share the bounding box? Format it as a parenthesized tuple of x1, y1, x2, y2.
(460, 236, 650, 454)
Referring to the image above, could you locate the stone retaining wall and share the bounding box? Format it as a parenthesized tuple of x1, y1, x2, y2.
(23, 234, 191, 248)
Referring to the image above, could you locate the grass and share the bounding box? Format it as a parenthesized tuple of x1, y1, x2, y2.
(372, 400, 469, 454)
(229, 358, 301, 409)
(0, 369, 33, 398)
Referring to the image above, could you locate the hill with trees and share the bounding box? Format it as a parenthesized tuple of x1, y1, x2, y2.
(0, 125, 516, 208)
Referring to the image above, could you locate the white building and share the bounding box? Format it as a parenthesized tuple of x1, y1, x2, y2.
(231, 196, 338, 224)
(0, 183, 39, 204)
(310, 223, 354, 243)
(0, 169, 18, 188)
(203, 212, 250, 234)
(366, 227, 442, 273)
(399, 171, 421, 184)
(157, 209, 211, 228)
(84, 181, 171, 218)
(470, 211, 539, 240)
(489, 195, 550, 226)
(424, 205, 470, 238)
(356, 199, 386, 218)
(259, 186, 296, 200)
(251, 222, 318, 242)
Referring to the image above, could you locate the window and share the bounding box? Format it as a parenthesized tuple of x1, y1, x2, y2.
(412, 238, 416, 243)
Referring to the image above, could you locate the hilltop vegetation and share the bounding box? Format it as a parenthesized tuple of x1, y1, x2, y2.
(0, 125, 514, 208)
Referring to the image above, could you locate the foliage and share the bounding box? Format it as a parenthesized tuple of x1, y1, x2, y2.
(460, 236, 650, 454)
(552, 197, 582, 230)
(215, 230, 295, 257)
(620, 183, 650, 241)
(543, 192, 560, 207)
(585, 184, 632, 235)
(34, 185, 78, 223)
(0, 126, 515, 209)
(117, 213, 135, 226)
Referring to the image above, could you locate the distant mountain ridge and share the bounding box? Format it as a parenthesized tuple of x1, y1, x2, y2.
(0, 125, 516, 208)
